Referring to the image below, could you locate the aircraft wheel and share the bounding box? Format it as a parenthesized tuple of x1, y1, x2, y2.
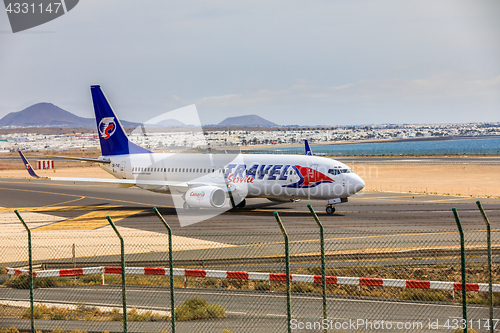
(326, 206, 335, 214)
(183, 202, 190, 210)
(236, 199, 246, 209)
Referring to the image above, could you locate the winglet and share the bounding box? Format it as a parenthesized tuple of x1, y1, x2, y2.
(17, 149, 43, 179)
(304, 139, 313, 156)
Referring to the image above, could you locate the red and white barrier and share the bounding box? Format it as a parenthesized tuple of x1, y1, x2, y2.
(37, 160, 54, 169)
(6, 266, 500, 293)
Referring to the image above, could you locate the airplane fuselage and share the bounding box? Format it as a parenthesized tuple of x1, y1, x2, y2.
(100, 153, 365, 201)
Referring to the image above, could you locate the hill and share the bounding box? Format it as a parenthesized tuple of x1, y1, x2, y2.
(217, 115, 277, 127)
(0, 103, 139, 128)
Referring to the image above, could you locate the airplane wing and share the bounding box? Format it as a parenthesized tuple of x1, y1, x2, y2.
(18, 149, 230, 190)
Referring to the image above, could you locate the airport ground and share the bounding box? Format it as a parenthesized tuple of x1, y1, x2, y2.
(0, 157, 499, 332)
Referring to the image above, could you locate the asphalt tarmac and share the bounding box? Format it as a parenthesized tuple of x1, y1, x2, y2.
(0, 177, 498, 236)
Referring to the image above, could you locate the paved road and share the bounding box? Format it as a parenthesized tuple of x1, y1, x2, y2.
(1, 285, 498, 332)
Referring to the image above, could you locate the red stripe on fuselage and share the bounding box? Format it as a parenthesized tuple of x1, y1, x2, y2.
(294, 165, 333, 187)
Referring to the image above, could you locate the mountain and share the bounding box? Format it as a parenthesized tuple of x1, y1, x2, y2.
(217, 115, 277, 127)
(0, 103, 139, 128)
(152, 119, 187, 127)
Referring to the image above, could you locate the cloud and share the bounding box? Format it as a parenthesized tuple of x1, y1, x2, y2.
(194, 73, 500, 107)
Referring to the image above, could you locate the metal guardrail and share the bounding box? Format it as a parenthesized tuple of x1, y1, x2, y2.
(32, 246, 500, 270)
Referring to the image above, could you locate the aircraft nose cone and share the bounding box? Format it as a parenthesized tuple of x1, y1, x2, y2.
(346, 174, 365, 195)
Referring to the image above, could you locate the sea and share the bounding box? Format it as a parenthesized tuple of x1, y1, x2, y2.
(244, 137, 500, 156)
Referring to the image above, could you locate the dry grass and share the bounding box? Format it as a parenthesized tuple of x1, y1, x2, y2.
(19, 303, 168, 322)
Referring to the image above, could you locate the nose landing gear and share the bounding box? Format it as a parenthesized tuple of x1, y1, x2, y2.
(326, 205, 336, 214)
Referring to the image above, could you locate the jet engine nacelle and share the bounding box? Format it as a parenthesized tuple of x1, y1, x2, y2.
(185, 186, 227, 208)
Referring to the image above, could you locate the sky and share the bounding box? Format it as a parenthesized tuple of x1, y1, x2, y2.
(1, 0, 500, 126)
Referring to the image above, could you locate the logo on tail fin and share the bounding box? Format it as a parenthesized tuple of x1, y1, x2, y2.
(99, 117, 116, 139)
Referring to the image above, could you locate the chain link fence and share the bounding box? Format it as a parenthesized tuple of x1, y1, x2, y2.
(0, 207, 499, 333)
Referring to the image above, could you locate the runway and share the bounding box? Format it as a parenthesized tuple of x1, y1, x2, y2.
(0, 177, 498, 235)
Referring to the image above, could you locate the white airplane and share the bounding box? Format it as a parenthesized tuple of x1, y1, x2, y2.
(19, 85, 365, 215)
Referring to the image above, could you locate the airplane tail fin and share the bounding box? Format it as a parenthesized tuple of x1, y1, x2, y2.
(91, 85, 151, 156)
(18, 149, 43, 179)
(304, 139, 313, 156)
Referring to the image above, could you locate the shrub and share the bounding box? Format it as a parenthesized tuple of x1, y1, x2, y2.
(400, 289, 446, 302)
(21, 305, 45, 319)
(291, 283, 314, 293)
(79, 274, 101, 284)
(49, 307, 69, 320)
(175, 297, 225, 321)
(109, 308, 122, 321)
(4, 276, 30, 289)
(4, 276, 73, 289)
(253, 281, 269, 291)
(0, 327, 20, 333)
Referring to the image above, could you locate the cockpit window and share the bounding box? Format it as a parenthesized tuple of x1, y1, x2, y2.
(329, 168, 352, 175)
(328, 169, 340, 175)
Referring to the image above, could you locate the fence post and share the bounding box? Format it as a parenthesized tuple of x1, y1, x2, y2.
(307, 204, 327, 332)
(452, 208, 467, 333)
(14, 210, 35, 333)
(476, 201, 493, 333)
(153, 207, 176, 333)
(106, 216, 127, 333)
(274, 212, 291, 333)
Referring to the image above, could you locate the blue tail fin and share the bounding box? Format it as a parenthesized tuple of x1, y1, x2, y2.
(304, 139, 313, 156)
(91, 85, 151, 156)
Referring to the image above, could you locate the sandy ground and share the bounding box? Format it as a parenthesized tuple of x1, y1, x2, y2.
(0, 207, 232, 263)
(1, 162, 498, 198)
(350, 163, 500, 198)
(0, 224, 232, 263)
(0, 165, 111, 179)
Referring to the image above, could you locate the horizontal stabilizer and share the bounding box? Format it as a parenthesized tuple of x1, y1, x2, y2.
(44, 155, 111, 164)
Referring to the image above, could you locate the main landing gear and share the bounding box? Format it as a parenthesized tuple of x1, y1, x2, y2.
(326, 205, 336, 214)
(234, 199, 246, 209)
